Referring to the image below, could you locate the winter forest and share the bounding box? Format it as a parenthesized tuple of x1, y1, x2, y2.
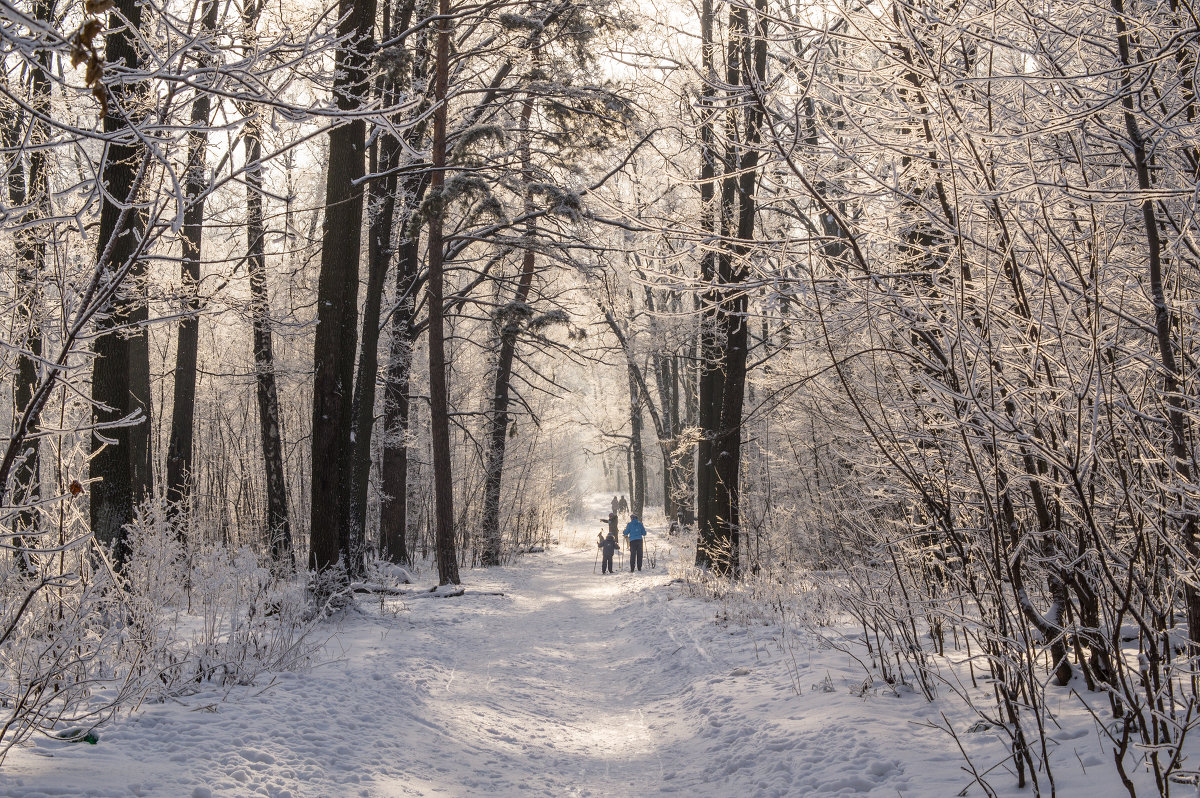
(0, 0, 1197, 792)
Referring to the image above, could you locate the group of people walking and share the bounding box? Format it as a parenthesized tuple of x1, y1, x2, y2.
(597, 495, 646, 575)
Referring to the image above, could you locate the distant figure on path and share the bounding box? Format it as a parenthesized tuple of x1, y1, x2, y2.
(598, 529, 620, 574)
(618, 495, 628, 514)
(623, 514, 646, 572)
(607, 512, 618, 537)
(611, 495, 620, 515)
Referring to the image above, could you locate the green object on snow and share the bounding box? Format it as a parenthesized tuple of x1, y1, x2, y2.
(54, 727, 99, 744)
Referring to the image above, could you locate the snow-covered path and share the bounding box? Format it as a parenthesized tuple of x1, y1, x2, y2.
(2, 530, 724, 798)
(2, 517, 1032, 798)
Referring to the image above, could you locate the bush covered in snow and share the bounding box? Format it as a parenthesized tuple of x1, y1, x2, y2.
(0, 499, 317, 764)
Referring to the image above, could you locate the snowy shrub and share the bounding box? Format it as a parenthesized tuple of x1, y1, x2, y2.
(0, 542, 142, 764)
(362, 556, 416, 588)
(117, 501, 316, 694)
(124, 500, 187, 611)
(0, 495, 321, 764)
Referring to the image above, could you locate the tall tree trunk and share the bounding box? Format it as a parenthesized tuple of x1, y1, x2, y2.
(245, 110, 294, 567)
(700, 0, 739, 573)
(3, 117, 41, 560)
(378, 247, 416, 564)
(644, 284, 684, 517)
(165, 0, 219, 524)
(695, 0, 724, 569)
(349, 0, 426, 567)
(697, 0, 767, 576)
(653, 342, 674, 518)
(91, 0, 152, 567)
(428, 0, 460, 585)
(478, 297, 525, 566)
(711, 299, 747, 575)
(377, 0, 425, 566)
(627, 363, 646, 518)
(3, 3, 50, 558)
(347, 111, 400, 569)
(480, 42, 541, 567)
(309, 0, 376, 577)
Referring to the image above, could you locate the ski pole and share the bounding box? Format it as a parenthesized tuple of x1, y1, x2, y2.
(593, 543, 599, 573)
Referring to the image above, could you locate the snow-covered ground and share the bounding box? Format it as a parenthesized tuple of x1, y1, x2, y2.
(0, 506, 1178, 797)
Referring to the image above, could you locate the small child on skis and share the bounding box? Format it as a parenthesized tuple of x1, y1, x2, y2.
(598, 527, 620, 574)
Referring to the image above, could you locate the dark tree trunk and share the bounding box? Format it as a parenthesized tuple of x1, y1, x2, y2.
(377, 0, 425, 566)
(670, 354, 687, 510)
(309, 0, 376, 577)
(652, 344, 673, 518)
(165, 0, 219, 524)
(627, 363, 646, 518)
(645, 285, 685, 518)
(3, 7, 50, 556)
(428, 0, 460, 585)
(694, 0, 724, 569)
(4, 132, 42, 556)
(379, 199, 423, 565)
(349, 0, 424, 567)
(480, 49, 540, 567)
(479, 306, 524, 566)
(246, 113, 294, 567)
(91, 0, 152, 567)
(696, 0, 766, 576)
(347, 118, 400, 568)
(711, 300, 747, 575)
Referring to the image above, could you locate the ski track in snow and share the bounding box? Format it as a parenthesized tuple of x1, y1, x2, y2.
(0, 506, 1135, 797)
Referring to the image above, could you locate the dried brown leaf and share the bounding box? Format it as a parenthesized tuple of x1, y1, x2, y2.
(92, 84, 108, 118)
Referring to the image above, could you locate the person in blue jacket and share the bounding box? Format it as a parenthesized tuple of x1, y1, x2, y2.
(623, 514, 647, 572)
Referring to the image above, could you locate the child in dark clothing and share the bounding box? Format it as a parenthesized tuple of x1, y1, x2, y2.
(599, 530, 620, 574)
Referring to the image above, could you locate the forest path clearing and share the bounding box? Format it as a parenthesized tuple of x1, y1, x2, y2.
(3, 511, 1012, 798)
(0, 515, 752, 798)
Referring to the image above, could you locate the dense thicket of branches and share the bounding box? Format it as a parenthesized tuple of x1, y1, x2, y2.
(605, 0, 1199, 791)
